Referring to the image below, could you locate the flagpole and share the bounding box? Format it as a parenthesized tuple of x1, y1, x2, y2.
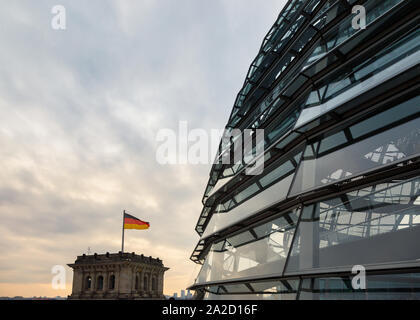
(121, 210, 125, 253)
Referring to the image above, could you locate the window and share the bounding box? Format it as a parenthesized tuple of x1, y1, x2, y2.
(85, 276, 92, 290)
(349, 96, 420, 139)
(109, 275, 115, 290)
(97, 276, 103, 291)
(152, 277, 157, 291)
(259, 160, 294, 187)
(144, 276, 149, 290)
(234, 183, 259, 204)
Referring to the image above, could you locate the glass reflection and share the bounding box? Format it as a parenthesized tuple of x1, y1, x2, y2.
(196, 210, 299, 284)
(304, 26, 419, 109)
(299, 273, 420, 300)
(286, 177, 420, 274)
(303, 0, 404, 71)
(291, 96, 420, 195)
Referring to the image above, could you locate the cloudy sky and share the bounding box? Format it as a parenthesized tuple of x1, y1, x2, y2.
(0, 0, 286, 297)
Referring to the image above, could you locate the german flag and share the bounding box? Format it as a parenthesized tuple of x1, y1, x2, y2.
(124, 213, 150, 230)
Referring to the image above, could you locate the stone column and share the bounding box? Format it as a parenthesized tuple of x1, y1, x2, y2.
(158, 271, 164, 296)
(153, 271, 157, 295)
(108, 267, 116, 297)
(92, 270, 97, 292)
(80, 270, 85, 293)
(103, 269, 109, 294)
(118, 264, 132, 297)
(144, 270, 150, 294)
(154, 271, 159, 295)
(71, 267, 83, 296)
(149, 271, 153, 293)
(131, 268, 136, 293)
(139, 268, 144, 293)
(136, 270, 141, 292)
(92, 269, 96, 292)
(85, 270, 90, 292)
(150, 271, 155, 295)
(115, 266, 120, 293)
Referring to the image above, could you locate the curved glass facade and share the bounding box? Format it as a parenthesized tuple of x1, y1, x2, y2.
(190, 0, 420, 300)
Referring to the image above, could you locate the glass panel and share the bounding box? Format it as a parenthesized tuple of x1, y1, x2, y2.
(202, 145, 302, 237)
(266, 107, 302, 145)
(259, 161, 294, 187)
(207, 176, 234, 198)
(203, 279, 300, 299)
(227, 231, 255, 247)
(225, 0, 308, 129)
(222, 283, 250, 293)
(253, 211, 299, 238)
(291, 103, 420, 195)
(305, 0, 322, 13)
(202, 174, 294, 238)
(286, 177, 420, 275)
(304, 0, 404, 70)
(250, 279, 299, 293)
(352, 27, 420, 84)
(318, 131, 348, 154)
(299, 272, 420, 300)
(197, 210, 300, 284)
(234, 183, 260, 204)
(301, 26, 419, 117)
(350, 96, 420, 139)
(204, 292, 296, 300)
(296, 4, 416, 128)
(254, 216, 288, 238)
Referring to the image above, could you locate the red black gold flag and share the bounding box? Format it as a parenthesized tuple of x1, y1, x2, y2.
(123, 212, 150, 230)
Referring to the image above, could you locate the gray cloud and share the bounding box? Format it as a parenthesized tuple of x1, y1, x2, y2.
(0, 0, 287, 294)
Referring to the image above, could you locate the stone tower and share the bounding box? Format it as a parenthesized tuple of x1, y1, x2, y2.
(68, 252, 169, 300)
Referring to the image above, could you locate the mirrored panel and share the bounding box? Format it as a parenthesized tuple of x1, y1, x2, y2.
(286, 176, 420, 274)
(203, 278, 299, 300)
(295, 26, 420, 129)
(290, 96, 420, 196)
(197, 210, 300, 284)
(299, 272, 420, 300)
(202, 174, 294, 238)
(204, 292, 296, 300)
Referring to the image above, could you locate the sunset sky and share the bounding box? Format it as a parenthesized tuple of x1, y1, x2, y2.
(0, 0, 286, 297)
